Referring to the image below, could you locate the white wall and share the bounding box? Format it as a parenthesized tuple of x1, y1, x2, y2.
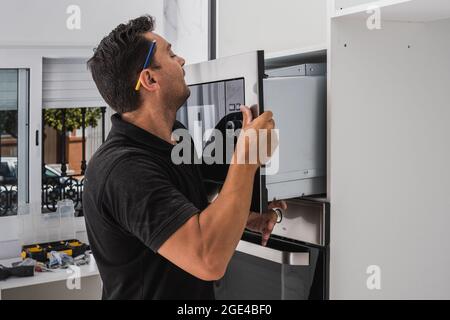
(163, 0, 209, 64)
(217, 0, 327, 57)
(0, 0, 164, 46)
(0, 0, 209, 64)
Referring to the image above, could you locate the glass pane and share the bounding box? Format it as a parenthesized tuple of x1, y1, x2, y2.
(0, 69, 29, 216)
(41, 107, 106, 216)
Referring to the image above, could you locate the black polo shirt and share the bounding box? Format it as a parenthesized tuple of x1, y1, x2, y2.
(83, 113, 214, 300)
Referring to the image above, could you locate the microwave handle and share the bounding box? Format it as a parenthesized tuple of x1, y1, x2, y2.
(236, 240, 309, 266)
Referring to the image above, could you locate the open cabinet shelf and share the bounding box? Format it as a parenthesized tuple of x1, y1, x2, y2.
(332, 0, 450, 22)
(265, 45, 327, 69)
(263, 47, 329, 201)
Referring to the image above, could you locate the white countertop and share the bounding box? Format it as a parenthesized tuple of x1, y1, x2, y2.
(0, 255, 99, 291)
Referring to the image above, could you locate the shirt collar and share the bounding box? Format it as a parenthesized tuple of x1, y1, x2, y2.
(109, 113, 179, 154)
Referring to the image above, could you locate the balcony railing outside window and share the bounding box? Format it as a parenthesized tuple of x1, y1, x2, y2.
(41, 107, 107, 216)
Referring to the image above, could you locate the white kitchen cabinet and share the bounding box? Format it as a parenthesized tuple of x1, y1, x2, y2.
(329, 0, 450, 299)
(258, 0, 450, 299)
(334, 0, 375, 10)
(216, 0, 327, 58)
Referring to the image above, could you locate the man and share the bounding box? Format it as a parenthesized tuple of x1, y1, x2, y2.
(84, 15, 284, 300)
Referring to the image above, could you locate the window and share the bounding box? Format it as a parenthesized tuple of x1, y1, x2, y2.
(40, 57, 109, 216)
(0, 69, 29, 217)
(41, 107, 108, 216)
(0, 58, 109, 218)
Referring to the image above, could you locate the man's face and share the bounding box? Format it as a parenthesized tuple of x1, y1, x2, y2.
(144, 32, 190, 110)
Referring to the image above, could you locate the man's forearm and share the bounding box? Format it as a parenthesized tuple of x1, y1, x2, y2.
(198, 162, 257, 273)
(157, 107, 276, 281)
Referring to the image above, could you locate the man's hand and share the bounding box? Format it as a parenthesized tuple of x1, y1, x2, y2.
(233, 106, 277, 169)
(246, 200, 287, 246)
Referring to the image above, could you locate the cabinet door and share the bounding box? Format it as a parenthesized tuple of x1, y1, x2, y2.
(330, 4, 450, 299)
(180, 51, 267, 213)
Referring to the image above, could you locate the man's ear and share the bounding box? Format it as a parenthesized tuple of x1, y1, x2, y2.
(139, 69, 159, 92)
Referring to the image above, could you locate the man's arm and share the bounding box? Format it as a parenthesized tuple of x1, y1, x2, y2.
(158, 106, 276, 281)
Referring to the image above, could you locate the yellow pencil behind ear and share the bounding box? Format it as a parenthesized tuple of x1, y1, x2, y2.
(135, 80, 142, 91)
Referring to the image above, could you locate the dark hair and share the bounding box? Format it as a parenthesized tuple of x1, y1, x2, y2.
(87, 15, 156, 114)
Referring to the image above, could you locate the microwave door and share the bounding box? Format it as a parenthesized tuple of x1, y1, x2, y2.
(202, 104, 216, 144)
(182, 51, 267, 213)
(187, 106, 203, 157)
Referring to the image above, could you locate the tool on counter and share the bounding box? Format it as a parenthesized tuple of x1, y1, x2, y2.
(48, 251, 74, 269)
(0, 241, 92, 281)
(0, 264, 34, 281)
(21, 239, 90, 263)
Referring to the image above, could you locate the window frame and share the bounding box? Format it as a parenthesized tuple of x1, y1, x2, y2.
(0, 55, 38, 242)
(0, 47, 96, 243)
